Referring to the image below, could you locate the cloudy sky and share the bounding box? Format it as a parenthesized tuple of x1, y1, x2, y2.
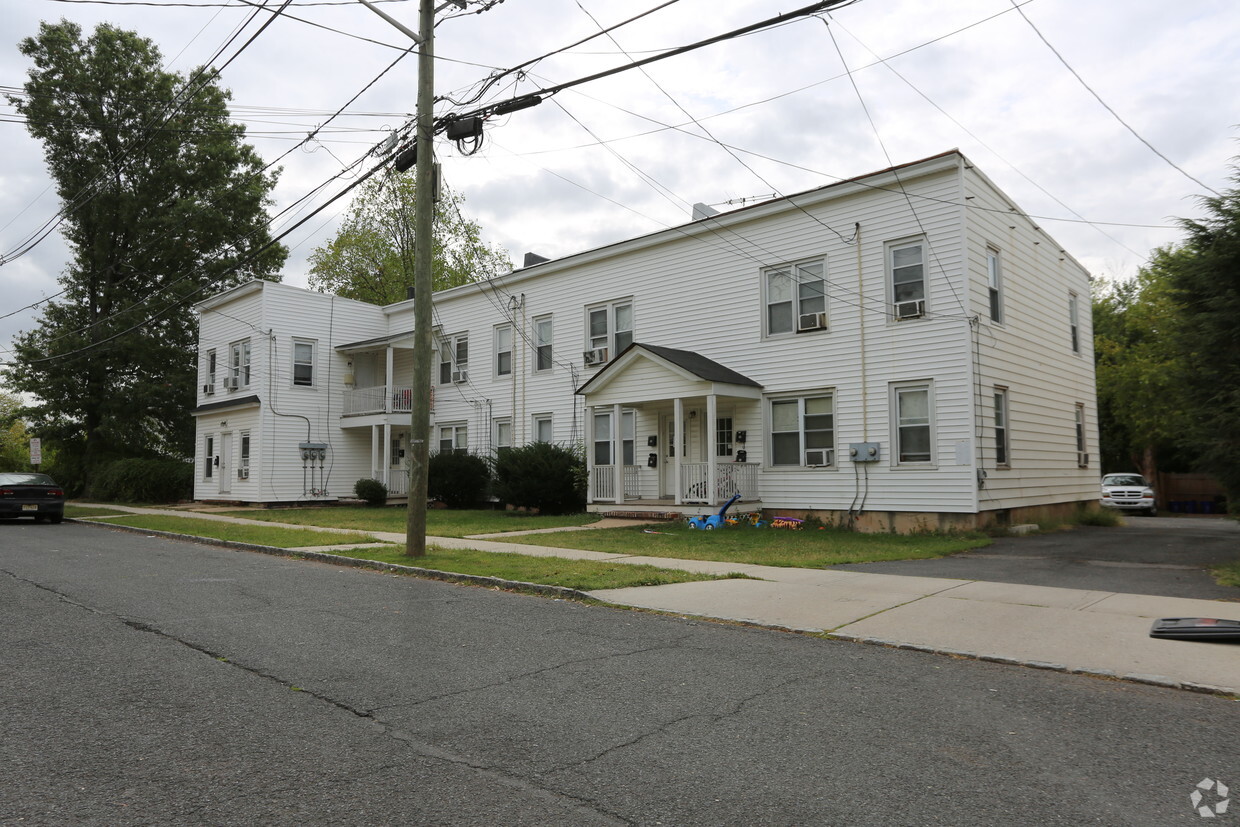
(2, 0, 1238, 378)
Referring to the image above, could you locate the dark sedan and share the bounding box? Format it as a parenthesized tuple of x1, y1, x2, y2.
(0, 473, 65, 523)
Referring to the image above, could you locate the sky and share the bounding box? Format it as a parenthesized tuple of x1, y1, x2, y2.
(2, 0, 1239, 382)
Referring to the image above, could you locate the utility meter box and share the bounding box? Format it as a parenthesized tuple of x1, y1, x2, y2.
(849, 442, 881, 462)
(299, 442, 328, 461)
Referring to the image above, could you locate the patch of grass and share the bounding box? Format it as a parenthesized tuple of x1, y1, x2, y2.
(217, 506, 602, 537)
(65, 505, 131, 519)
(491, 522, 990, 568)
(1211, 561, 1240, 589)
(92, 514, 383, 549)
(320, 544, 748, 590)
(1072, 507, 1122, 527)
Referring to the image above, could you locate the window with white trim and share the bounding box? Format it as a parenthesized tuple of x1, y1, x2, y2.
(585, 300, 633, 364)
(240, 431, 251, 475)
(438, 423, 468, 454)
(533, 315, 553, 373)
(621, 410, 635, 466)
(205, 350, 217, 391)
(532, 414, 553, 443)
(493, 417, 512, 453)
(439, 334, 468, 384)
(1075, 403, 1088, 467)
(986, 247, 1003, 323)
(292, 338, 316, 387)
(893, 383, 933, 464)
(1068, 293, 1080, 354)
(716, 417, 734, 458)
(229, 339, 251, 388)
(994, 387, 1010, 467)
(494, 324, 513, 377)
(769, 394, 834, 467)
(204, 435, 214, 479)
(764, 259, 826, 336)
(889, 240, 926, 315)
(592, 411, 613, 466)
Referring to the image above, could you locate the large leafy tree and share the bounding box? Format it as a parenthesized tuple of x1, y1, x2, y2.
(308, 169, 510, 305)
(3, 21, 286, 485)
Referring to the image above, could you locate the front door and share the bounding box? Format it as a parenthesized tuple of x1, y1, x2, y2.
(659, 411, 700, 499)
(218, 432, 232, 495)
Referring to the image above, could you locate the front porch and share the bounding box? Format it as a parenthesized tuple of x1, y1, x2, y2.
(588, 461, 761, 507)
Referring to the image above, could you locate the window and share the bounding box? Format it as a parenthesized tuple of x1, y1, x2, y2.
(206, 350, 217, 390)
(229, 339, 251, 387)
(586, 300, 633, 363)
(893, 383, 933, 464)
(438, 423, 467, 454)
(994, 388, 1010, 467)
(986, 247, 1003, 323)
(889, 240, 926, 312)
(204, 436, 214, 479)
(770, 395, 834, 467)
(621, 410, 635, 466)
(1068, 293, 1080, 354)
(240, 431, 251, 475)
(494, 418, 512, 451)
(592, 411, 613, 466)
(1075, 403, 1088, 467)
(532, 414, 553, 443)
(494, 325, 513, 377)
(716, 417, 734, 458)
(765, 260, 826, 335)
(533, 315, 553, 372)
(439, 334, 468, 384)
(292, 338, 315, 387)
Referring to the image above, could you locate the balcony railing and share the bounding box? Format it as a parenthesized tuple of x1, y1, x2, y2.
(343, 385, 417, 416)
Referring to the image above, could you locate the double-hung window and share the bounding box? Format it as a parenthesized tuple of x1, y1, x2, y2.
(987, 247, 1003, 323)
(994, 388, 1010, 467)
(205, 350, 217, 393)
(494, 325, 513, 378)
(889, 240, 926, 317)
(493, 418, 512, 453)
(592, 411, 613, 466)
(533, 315, 553, 373)
(532, 414, 553, 443)
(204, 435, 214, 479)
(586, 301, 633, 364)
(1068, 293, 1080, 354)
(1075, 403, 1088, 467)
(770, 395, 834, 467)
(239, 431, 251, 477)
(893, 383, 933, 464)
(229, 340, 251, 388)
(292, 338, 315, 387)
(439, 334, 469, 384)
(438, 423, 468, 454)
(765, 260, 826, 335)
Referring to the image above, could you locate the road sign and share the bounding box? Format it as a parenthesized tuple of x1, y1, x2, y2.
(29, 437, 42, 465)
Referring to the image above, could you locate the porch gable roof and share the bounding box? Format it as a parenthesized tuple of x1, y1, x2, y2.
(576, 342, 761, 402)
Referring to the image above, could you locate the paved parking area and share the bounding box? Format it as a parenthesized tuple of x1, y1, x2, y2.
(833, 516, 1240, 600)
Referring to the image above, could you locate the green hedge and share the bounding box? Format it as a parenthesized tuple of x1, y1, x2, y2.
(427, 451, 491, 509)
(90, 457, 193, 503)
(492, 442, 585, 515)
(353, 478, 388, 506)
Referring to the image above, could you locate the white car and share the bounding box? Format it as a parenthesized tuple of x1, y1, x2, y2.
(1100, 473, 1157, 516)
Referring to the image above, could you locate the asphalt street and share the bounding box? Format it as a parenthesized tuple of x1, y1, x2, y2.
(2, 521, 1237, 825)
(835, 516, 1240, 600)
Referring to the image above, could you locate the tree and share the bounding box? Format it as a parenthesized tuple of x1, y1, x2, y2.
(1165, 166, 1240, 510)
(0, 391, 33, 472)
(2, 21, 286, 488)
(307, 169, 510, 305)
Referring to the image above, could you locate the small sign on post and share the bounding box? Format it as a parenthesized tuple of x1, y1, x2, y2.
(29, 437, 42, 467)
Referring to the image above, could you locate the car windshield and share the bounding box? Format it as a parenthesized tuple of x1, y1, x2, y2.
(0, 473, 57, 486)
(1102, 474, 1147, 487)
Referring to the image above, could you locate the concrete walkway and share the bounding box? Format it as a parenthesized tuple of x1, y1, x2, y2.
(73, 504, 1240, 696)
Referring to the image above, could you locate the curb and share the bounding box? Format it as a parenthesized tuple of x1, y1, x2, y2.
(74, 519, 593, 602)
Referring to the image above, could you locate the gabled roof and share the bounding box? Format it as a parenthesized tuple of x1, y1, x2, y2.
(336, 329, 417, 351)
(576, 342, 760, 398)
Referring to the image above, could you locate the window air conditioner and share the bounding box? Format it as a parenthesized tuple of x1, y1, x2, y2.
(804, 449, 832, 466)
(1077, 451, 1089, 468)
(797, 312, 827, 332)
(894, 299, 926, 320)
(452, 369, 469, 384)
(222, 377, 238, 390)
(202, 383, 215, 395)
(237, 467, 250, 480)
(583, 347, 609, 367)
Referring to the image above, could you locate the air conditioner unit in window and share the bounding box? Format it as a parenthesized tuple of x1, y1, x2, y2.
(452, 369, 469, 384)
(237, 467, 249, 480)
(1077, 451, 1089, 468)
(202, 383, 215, 395)
(797, 312, 827, 332)
(804, 449, 832, 466)
(222, 377, 238, 390)
(894, 299, 926, 320)
(583, 347, 609, 367)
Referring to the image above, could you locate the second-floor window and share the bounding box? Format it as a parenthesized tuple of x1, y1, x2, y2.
(764, 260, 826, 335)
(440, 334, 468, 384)
(987, 247, 1003, 323)
(495, 325, 513, 377)
(533, 315, 553, 372)
(889, 240, 926, 317)
(1069, 293, 1080, 354)
(205, 350, 217, 391)
(292, 338, 315, 387)
(586, 301, 632, 364)
(229, 339, 251, 388)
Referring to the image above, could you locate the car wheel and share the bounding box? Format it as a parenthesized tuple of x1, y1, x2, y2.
(1147, 508, 1158, 517)
(49, 515, 64, 524)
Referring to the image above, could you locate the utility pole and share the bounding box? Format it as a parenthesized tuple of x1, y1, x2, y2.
(405, 0, 435, 557)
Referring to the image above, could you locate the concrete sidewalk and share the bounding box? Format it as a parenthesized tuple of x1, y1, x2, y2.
(74, 504, 1240, 696)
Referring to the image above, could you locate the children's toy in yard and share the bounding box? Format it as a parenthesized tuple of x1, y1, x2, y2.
(770, 516, 804, 530)
(687, 493, 742, 530)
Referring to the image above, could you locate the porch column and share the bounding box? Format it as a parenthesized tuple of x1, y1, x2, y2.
(673, 397, 683, 505)
(371, 424, 380, 481)
(384, 346, 395, 413)
(584, 405, 594, 503)
(612, 403, 623, 504)
(707, 393, 718, 506)
(382, 420, 392, 490)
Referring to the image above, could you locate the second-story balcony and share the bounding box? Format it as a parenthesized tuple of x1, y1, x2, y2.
(343, 385, 428, 416)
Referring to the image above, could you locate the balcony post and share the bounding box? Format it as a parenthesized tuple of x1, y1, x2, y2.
(673, 397, 683, 505)
(384, 347, 395, 413)
(584, 405, 594, 502)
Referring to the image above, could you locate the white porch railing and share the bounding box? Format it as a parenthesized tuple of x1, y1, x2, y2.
(385, 469, 409, 496)
(590, 465, 617, 501)
(343, 386, 416, 416)
(681, 462, 759, 503)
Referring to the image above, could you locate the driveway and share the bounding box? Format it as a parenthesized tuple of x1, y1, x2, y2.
(834, 516, 1240, 601)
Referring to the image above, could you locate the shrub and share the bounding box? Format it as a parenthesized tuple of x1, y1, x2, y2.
(427, 450, 491, 509)
(90, 457, 193, 503)
(492, 442, 586, 515)
(353, 478, 388, 506)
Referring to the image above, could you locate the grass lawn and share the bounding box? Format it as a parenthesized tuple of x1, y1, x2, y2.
(1213, 561, 1240, 589)
(313, 544, 747, 591)
(490, 521, 992, 567)
(65, 505, 132, 519)
(86, 514, 383, 549)
(217, 506, 602, 537)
